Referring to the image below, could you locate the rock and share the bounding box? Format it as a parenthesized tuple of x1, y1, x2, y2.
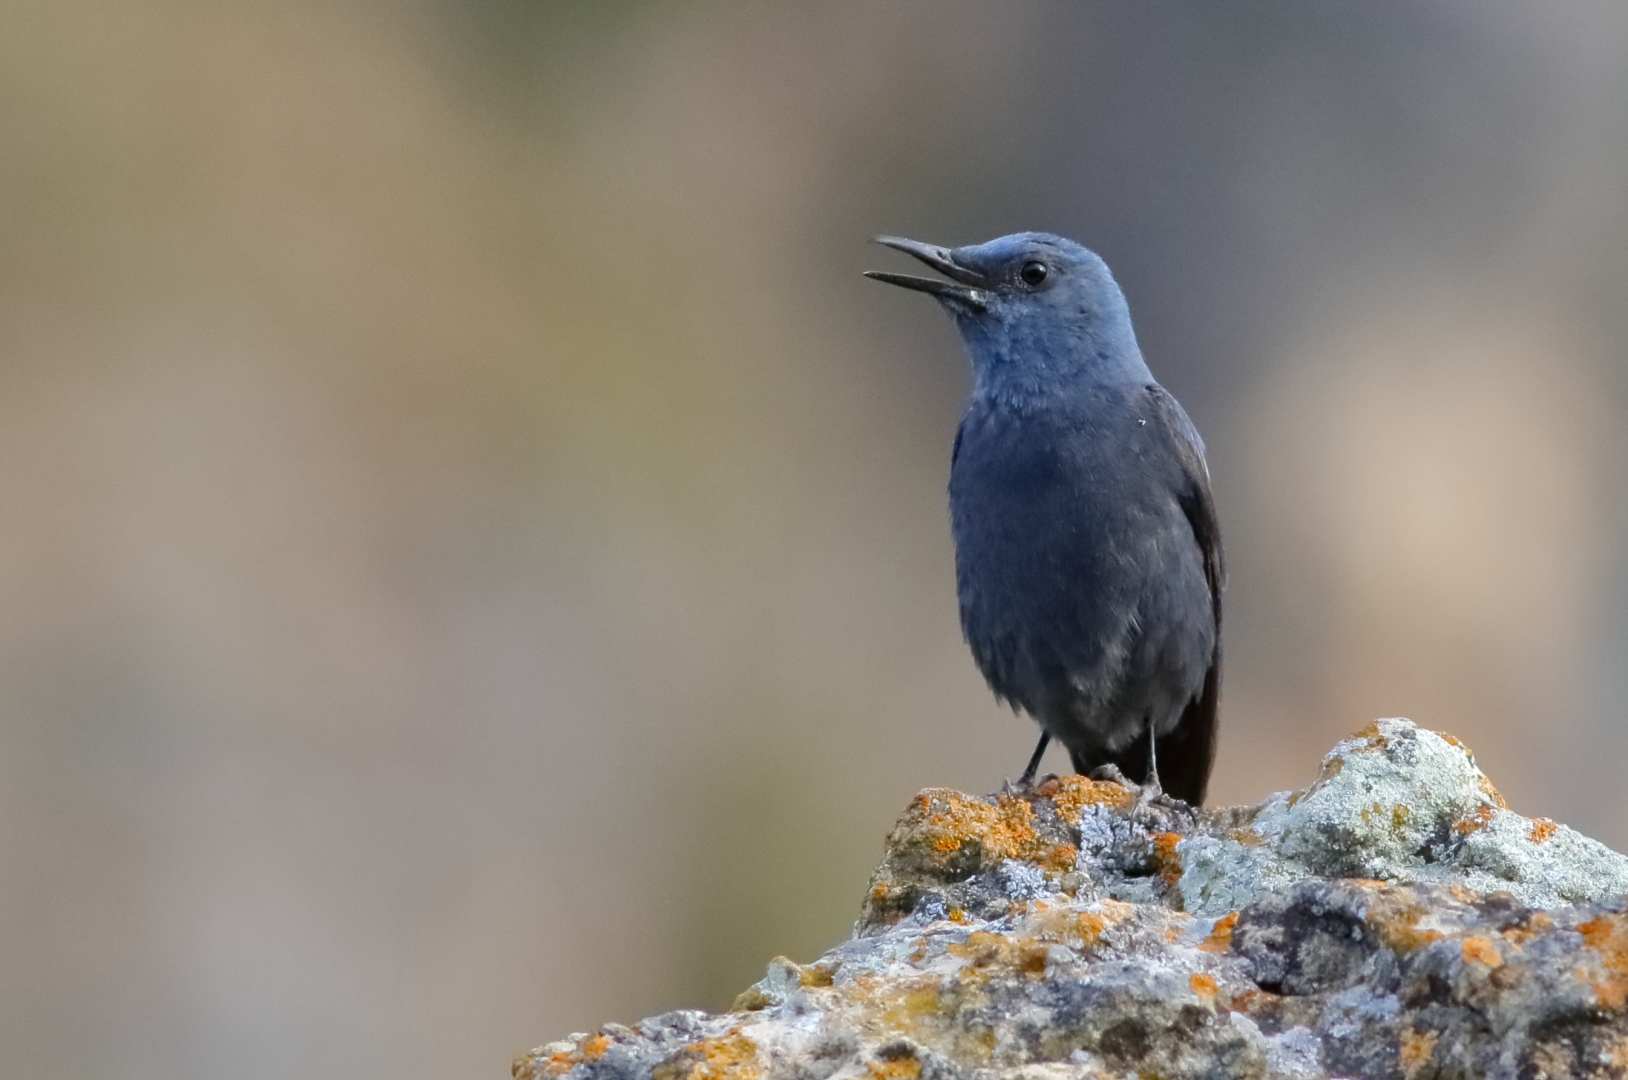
(515, 719, 1628, 1080)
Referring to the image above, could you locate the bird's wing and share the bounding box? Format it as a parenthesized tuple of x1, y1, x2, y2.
(1144, 383, 1223, 804)
(1144, 384, 1223, 621)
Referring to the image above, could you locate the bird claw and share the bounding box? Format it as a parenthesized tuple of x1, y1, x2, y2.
(1090, 764, 1194, 827)
(1090, 763, 1137, 792)
(1133, 776, 1165, 818)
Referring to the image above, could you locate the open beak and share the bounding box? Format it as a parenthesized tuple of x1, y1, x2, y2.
(864, 236, 992, 312)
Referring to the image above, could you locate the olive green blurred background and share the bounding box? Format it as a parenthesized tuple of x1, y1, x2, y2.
(4, 2, 1628, 1077)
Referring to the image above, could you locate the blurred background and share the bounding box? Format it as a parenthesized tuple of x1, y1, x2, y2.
(3, 1, 1628, 1076)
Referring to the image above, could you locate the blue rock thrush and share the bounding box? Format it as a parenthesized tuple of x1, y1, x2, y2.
(866, 233, 1223, 804)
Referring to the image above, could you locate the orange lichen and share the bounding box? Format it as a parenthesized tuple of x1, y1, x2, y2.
(1360, 802, 1412, 835)
(1200, 912, 1238, 953)
(1477, 775, 1509, 809)
(841, 973, 947, 1040)
(1369, 897, 1444, 954)
(915, 790, 1036, 859)
(1577, 913, 1628, 1009)
(517, 1045, 576, 1079)
(947, 930, 1005, 964)
(1460, 937, 1503, 968)
(903, 790, 1078, 873)
(1221, 986, 1277, 1013)
(1225, 826, 1266, 846)
(651, 1032, 763, 1080)
(1042, 843, 1078, 868)
(1151, 831, 1184, 885)
(947, 930, 1049, 977)
(1351, 721, 1388, 746)
(1074, 911, 1108, 947)
(520, 1033, 614, 1078)
(1381, 922, 1444, 954)
(1527, 818, 1558, 844)
(1580, 914, 1623, 948)
(1025, 905, 1110, 950)
(1400, 1027, 1438, 1077)
(1188, 972, 1217, 998)
(866, 1055, 923, 1080)
(1499, 910, 1554, 946)
(1038, 774, 1135, 819)
(1099, 898, 1135, 919)
(1452, 803, 1495, 836)
(732, 958, 836, 1011)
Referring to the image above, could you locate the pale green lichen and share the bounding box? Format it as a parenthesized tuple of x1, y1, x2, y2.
(1175, 719, 1628, 916)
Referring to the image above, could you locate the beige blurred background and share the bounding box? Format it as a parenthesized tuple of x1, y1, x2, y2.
(2, 1, 1628, 1077)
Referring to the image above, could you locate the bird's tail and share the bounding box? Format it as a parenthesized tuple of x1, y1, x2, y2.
(1155, 663, 1219, 805)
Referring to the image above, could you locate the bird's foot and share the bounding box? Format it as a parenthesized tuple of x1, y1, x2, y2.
(1002, 771, 1058, 794)
(1091, 765, 1193, 828)
(1090, 763, 1138, 794)
(1133, 775, 1173, 820)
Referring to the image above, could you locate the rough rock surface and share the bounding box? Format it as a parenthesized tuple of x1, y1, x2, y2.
(516, 720, 1628, 1080)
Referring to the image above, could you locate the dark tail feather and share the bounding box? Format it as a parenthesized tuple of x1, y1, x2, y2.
(1156, 662, 1220, 805)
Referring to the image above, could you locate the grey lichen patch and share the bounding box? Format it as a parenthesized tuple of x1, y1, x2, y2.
(1175, 719, 1628, 916)
(516, 720, 1628, 1080)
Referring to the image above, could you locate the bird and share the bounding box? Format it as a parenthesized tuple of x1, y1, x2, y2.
(865, 232, 1222, 805)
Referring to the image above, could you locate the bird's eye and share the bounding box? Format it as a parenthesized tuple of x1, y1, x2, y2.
(1019, 260, 1049, 286)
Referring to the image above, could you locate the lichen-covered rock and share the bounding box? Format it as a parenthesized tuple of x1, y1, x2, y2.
(515, 720, 1628, 1080)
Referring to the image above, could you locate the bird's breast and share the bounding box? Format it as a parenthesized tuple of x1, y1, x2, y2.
(949, 392, 1192, 614)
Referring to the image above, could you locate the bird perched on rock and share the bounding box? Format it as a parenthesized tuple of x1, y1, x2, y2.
(866, 233, 1222, 804)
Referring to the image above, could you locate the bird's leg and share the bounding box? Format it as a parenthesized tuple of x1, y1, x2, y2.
(1016, 733, 1051, 788)
(1135, 724, 1198, 821)
(1145, 722, 1162, 793)
(1129, 721, 1168, 818)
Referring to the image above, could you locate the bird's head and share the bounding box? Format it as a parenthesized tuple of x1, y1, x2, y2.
(865, 232, 1151, 396)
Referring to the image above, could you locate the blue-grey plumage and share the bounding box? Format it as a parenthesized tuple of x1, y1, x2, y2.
(866, 233, 1222, 804)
